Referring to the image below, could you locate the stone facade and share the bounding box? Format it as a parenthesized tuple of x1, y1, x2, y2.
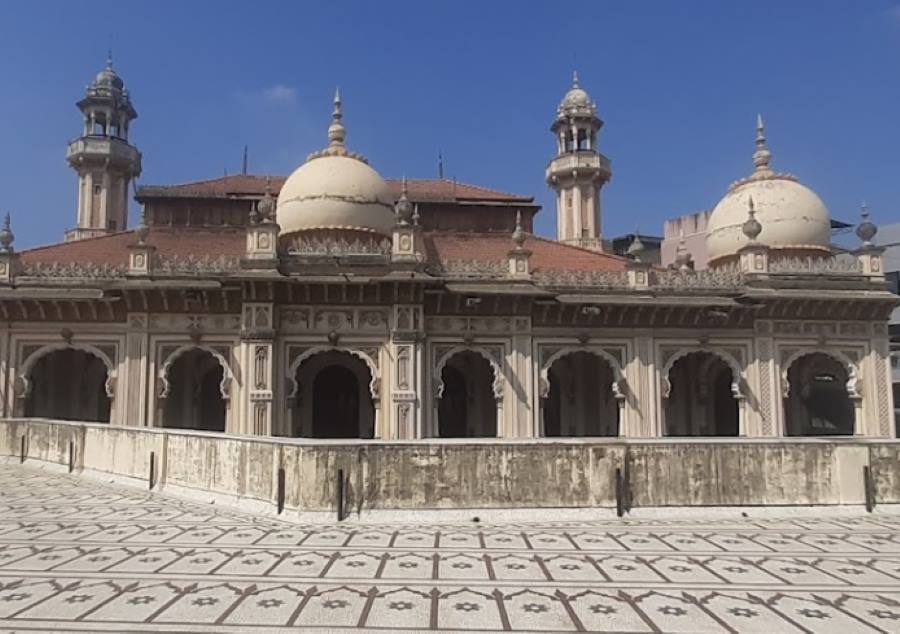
(1, 63, 896, 443)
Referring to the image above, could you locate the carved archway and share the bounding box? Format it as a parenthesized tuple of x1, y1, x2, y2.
(661, 347, 744, 400)
(286, 346, 380, 402)
(538, 346, 626, 400)
(434, 346, 503, 402)
(781, 349, 860, 400)
(18, 342, 117, 400)
(158, 344, 233, 400)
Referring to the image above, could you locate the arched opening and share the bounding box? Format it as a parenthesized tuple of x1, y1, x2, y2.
(292, 350, 375, 438)
(544, 351, 619, 436)
(162, 348, 226, 432)
(664, 351, 739, 437)
(785, 352, 855, 436)
(24, 349, 111, 422)
(438, 350, 497, 437)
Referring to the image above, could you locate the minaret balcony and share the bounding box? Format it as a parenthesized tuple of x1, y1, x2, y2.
(66, 136, 142, 172)
(545, 150, 611, 184)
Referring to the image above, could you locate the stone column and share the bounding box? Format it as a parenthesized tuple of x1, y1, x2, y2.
(389, 305, 423, 439)
(751, 321, 778, 437)
(0, 325, 9, 419)
(622, 332, 656, 437)
(240, 302, 275, 436)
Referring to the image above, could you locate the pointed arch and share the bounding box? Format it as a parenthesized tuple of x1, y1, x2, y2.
(781, 348, 860, 400)
(538, 346, 625, 400)
(434, 345, 503, 401)
(18, 342, 117, 399)
(661, 347, 744, 400)
(158, 344, 233, 400)
(286, 346, 380, 401)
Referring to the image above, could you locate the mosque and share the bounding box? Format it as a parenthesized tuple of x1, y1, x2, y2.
(0, 58, 895, 443)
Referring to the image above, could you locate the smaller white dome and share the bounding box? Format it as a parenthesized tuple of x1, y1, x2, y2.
(561, 86, 591, 108)
(705, 116, 832, 264)
(706, 177, 831, 262)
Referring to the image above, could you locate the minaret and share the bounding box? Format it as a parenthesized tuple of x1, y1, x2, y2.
(65, 54, 142, 241)
(546, 72, 611, 250)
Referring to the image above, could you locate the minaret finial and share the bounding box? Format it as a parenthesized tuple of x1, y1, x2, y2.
(512, 210, 526, 249)
(394, 175, 413, 225)
(752, 113, 773, 174)
(856, 200, 878, 247)
(438, 151, 444, 179)
(0, 214, 15, 253)
(328, 87, 345, 147)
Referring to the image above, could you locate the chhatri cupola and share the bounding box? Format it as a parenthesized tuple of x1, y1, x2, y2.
(276, 90, 395, 246)
(705, 116, 832, 266)
(546, 72, 612, 251)
(65, 54, 142, 242)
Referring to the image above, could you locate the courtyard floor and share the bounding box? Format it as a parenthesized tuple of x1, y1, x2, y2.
(0, 465, 899, 632)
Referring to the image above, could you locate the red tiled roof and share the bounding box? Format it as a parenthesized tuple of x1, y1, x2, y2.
(20, 228, 246, 266)
(20, 228, 625, 274)
(426, 233, 627, 272)
(137, 175, 533, 204)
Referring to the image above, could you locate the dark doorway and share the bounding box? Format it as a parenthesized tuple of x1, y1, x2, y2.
(162, 348, 226, 432)
(25, 349, 111, 422)
(544, 351, 619, 437)
(785, 353, 855, 436)
(438, 351, 496, 437)
(665, 352, 739, 436)
(312, 365, 360, 438)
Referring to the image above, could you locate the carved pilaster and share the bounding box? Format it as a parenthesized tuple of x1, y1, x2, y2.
(390, 304, 423, 439)
(125, 313, 150, 427)
(241, 302, 275, 436)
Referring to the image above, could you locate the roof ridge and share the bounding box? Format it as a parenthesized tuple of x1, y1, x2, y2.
(529, 234, 628, 262)
(402, 177, 531, 200)
(20, 229, 137, 255)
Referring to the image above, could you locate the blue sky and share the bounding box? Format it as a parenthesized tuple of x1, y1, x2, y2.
(0, 1, 899, 248)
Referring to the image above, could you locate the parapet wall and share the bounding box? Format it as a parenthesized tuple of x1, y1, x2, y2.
(2, 418, 899, 514)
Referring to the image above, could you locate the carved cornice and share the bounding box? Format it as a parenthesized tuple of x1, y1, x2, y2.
(768, 256, 862, 275)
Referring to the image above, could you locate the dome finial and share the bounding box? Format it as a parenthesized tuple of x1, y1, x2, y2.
(753, 113, 773, 174)
(742, 195, 763, 241)
(328, 87, 345, 147)
(572, 70, 580, 87)
(512, 210, 526, 248)
(674, 227, 693, 272)
(106, 49, 114, 69)
(856, 200, 878, 246)
(627, 229, 645, 261)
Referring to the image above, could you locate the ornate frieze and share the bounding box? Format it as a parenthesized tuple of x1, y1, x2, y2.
(154, 254, 241, 275)
(425, 316, 528, 335)
(652, 265, 743, 290)
(279, 306, 389, 333)
(431, 260, 506, 278)
(149, 313, 242, 332)
(286, 235, 391, 256)
(21, 262, 127, 279)
(768, 256, 862, 275)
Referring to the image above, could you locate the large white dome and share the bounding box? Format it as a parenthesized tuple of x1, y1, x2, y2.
(706, 117, 832, 264)
(277, 154, 394, 238)
(276, 90, 395, 239)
